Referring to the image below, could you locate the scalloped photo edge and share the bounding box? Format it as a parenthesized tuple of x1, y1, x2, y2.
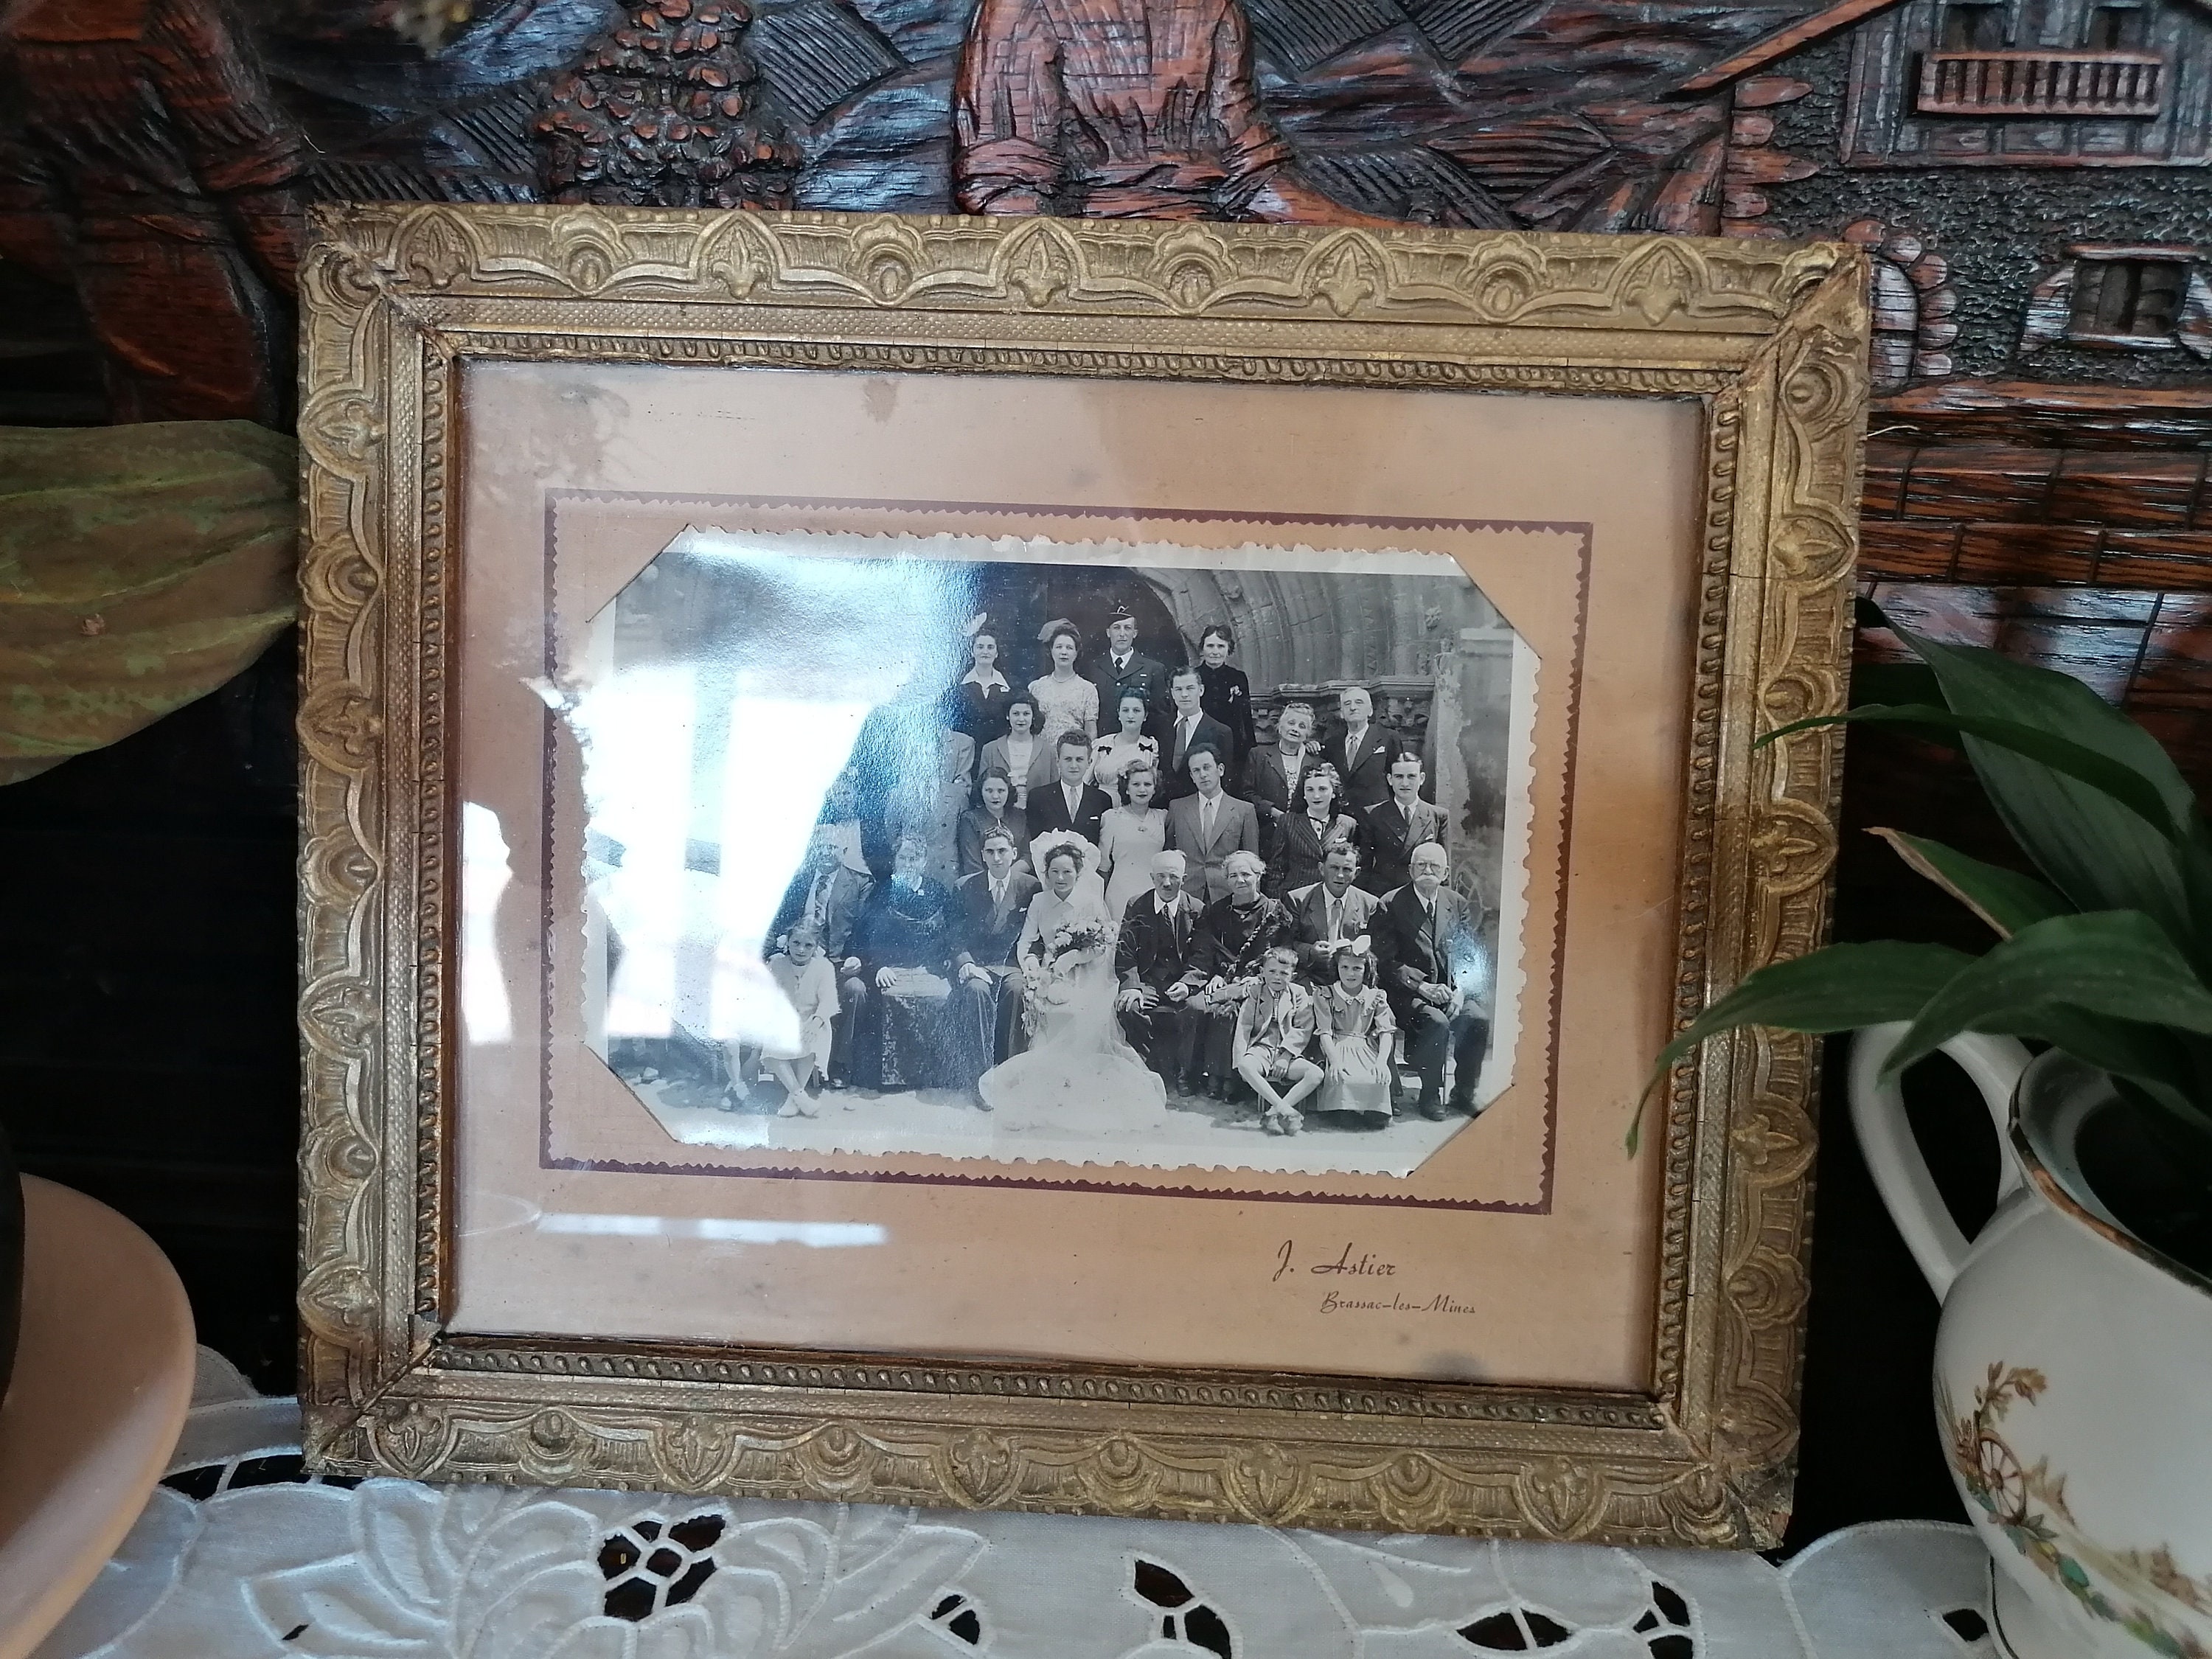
(535, 526, 1539, 1182)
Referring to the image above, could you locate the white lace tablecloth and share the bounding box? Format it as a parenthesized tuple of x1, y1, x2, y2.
(31, 1351, 2003, 1659)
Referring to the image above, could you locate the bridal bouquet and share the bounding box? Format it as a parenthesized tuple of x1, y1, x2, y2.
(1022, 920, 1108, 1023)
(1026, 920, 1107, 974)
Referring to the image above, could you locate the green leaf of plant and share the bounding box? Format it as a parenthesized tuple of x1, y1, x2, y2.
(1761, 705, 2185, 841)
(1883, 911, 2212, 1082)
(2010, 1006, 2212, 1144)
(1893, 622, 2203, 945)
(1871, 829, 2071, 939)
(2178, 822, 2212, 973)
(1628, 941, 1977, 1153)
(1850, 662, 1944, 710)
(1898, 622, 2197, 818)
(2112, 1073, 2212, 1168)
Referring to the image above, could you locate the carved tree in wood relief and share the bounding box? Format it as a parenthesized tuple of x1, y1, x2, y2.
(535, 0, 801, 211)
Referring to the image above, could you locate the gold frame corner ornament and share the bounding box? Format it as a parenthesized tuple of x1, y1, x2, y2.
(295, 206, 1869, 1547)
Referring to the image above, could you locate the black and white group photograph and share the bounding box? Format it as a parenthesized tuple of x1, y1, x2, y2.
(570, 528, 1531, 1177)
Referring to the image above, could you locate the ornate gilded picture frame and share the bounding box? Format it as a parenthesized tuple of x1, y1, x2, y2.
(296, 204, 1867, 1547)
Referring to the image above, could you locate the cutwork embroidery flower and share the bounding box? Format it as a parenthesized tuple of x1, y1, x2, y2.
(242, 1484, 984, 1659)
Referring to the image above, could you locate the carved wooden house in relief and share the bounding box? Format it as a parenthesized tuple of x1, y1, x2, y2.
(1680, 0, 2212, 782)
(1837, 0, 2212, 168)
(1688, 0, 2212, 375)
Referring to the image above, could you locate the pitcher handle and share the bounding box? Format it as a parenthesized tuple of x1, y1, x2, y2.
(1848, 1022, 2031, 1301)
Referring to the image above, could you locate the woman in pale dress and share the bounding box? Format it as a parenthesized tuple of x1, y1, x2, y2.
(978, 835, 1173, 1131)
(1027, 622, 1099, 750)
(1089, 690, 1161, 803)
(1096, 757, 1168, 922)
(978, 693, 1051, 810)
(1314, 940, 1396, 1126)
(759, 923, 838, 1118)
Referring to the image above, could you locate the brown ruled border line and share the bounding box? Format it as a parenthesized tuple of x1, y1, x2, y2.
(530, 490, 1595, 1214)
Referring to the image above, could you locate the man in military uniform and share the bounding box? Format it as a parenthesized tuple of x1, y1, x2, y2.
(1082, 607, 1172, 731)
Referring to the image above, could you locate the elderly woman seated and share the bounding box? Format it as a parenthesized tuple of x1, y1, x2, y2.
(1185, 848, 1294, 1099)
(839, 835, 970, 1093)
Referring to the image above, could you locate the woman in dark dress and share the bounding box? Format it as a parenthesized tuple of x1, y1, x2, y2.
(947, 627, 1014, 743)
(1268, 764, 1361, 897)
(1189, 850, 1294, 1096)
(957, 766, 1032, 877)
(1194, 625, 1256, 771)
(841, 836, 968, 1091)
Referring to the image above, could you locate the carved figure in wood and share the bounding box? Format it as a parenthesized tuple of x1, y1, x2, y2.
(951, 0, 1383, 221)
(0, 0, 305, 423)
(535, 0, 799, 209)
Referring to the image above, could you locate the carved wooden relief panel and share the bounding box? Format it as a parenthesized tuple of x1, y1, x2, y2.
(6, 0, 2205, 421)
(2, 5, 2208, 783)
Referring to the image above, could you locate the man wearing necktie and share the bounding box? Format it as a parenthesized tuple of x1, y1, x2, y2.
(1113, 849, 1207, 1093)
(1164, 747, 1259, 902)
(768, 830, 877, 1085)
(1161, 666, 1235, 801)
(1363, 753, 1447, 895)
(1287, 839, 1380, 982)
(1371, 841, 1490, 1121)
(1026, 731, 1113, 843)
(1082, 607, 1169, 731)
(952, 827, 1043, 1085)
(770, 829, 869, 955)
(1321, 684, 1403, 812)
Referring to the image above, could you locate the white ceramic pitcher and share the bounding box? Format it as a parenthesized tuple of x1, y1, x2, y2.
(1850, 1023, 2212, 1659)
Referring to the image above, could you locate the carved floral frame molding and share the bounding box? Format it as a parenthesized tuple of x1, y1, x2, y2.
(294, 204, 1868, 1548)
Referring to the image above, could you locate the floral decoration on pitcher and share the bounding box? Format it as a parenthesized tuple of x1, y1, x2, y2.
(1944, 1364, 2212, 1658)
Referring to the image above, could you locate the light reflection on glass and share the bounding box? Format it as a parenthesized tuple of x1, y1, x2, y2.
(577, 662, 695, 1040)
(538, 1213, 887, 1247)
(566, 533, 978, 1060)
(1450, 935, 1490, 1004)
(460, 801, 515, 1045)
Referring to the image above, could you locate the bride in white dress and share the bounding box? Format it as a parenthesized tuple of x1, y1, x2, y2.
(979, 834, 1172, 1131)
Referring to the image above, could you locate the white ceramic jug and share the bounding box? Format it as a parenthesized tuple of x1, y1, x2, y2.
(1851, 1023, 2212, 1659)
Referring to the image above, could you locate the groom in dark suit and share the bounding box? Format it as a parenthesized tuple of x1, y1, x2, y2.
(1027, 731, 1113, 844)
(952, 826, 1041, 1082)
(1371, 841, 1490, 1120)
(1082, 607, 1171, 732)
(1113, 849, 1207, 1093)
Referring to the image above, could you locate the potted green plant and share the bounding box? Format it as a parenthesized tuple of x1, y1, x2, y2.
(1640, 602, 2212, 1659)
